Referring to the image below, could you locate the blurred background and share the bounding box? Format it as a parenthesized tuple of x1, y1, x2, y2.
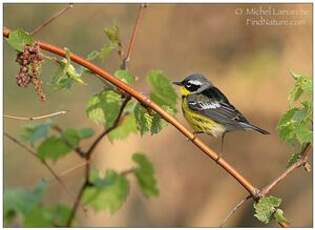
(4, 3, 312, 227)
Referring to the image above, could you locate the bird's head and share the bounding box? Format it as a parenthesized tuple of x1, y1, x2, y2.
(173, 74, 212, 96)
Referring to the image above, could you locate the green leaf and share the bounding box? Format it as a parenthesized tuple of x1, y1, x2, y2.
(7, 29, 34, 52)
(132, 153, 159, 198)
(50, 49, 86, 90)
(277, 108, 301, 144)
(134, 103, 170, 136)
(254, 196, 282, 224)
(21, 121, 52, 145)
(86, 90, 122, 128)
(89, 168, 101, 183)
(277, 108, 297, 130)
(114, 70, 135, 84)
(4, 181, 71, 227)
(289, 72, 312, 105)
(289, 87, 303, 104)
(295, 124, 312, 145)
(104, 24, 121, 44)
(35, 127, 93, 161)
(274, 209, 289, 225)
(82, 170, 129, 214)
(23, 204, 71, 227)
(49, 204, 71, 226)
(147, 70, 178, 112)
(37, 136, 71, 161)
(4, 180, 47, 224)
(66, 62, 86, 85)
(78, 128, 95, 139)
(123, 100, 138, 113)
(287, 153, 301, 168)
(23, 207, 53, 227)
(150, 94, 177, 115)
(51, 63, 74, 90)
(108, 114, 138, 141)
(98, 42, 117, 62)
(150, 113, 167, 135)
(134, 103, 152, 135)
(86, 50, 100, 61)
(292, 109, 307, 123)
(64, 48, 86, 85)
(277, 103, 312, 146)
(62, 128, 81, 148)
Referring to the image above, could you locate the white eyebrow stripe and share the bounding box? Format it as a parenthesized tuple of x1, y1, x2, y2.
(188, 80, 203, 85)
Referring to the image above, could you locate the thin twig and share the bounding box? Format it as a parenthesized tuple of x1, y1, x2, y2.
(66, 180, 88, 227)
(279, 222, 289, 228)
(121, 167, 135, 176)
(4, 132, 76, 202)
(42, 53, 62, 64)
(259, 143, 312, 197)
(220, 143, 312, 227)
(4, 110, 67, 121)
(220, 195, 251, 227)
(121, 4, 147, 70)
(47, 161, 88, 184)
(30, 4, 74, 35)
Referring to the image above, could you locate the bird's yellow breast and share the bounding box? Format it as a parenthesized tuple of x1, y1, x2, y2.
(181, 97, 226, 137)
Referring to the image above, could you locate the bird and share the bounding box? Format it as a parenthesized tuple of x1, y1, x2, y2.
(173, 73, 270, 155)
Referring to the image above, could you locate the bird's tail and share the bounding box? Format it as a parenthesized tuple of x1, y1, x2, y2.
(240, 122, 270, 135)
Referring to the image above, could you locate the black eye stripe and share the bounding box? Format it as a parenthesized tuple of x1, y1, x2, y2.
(185, 81, 200, 91)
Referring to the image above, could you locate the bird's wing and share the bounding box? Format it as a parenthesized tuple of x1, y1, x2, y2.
(202, 86, 231, 104)
(187, 93, 249, 129)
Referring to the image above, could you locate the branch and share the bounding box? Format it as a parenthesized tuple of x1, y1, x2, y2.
(4, 110, 67, 121)
(220, 195, 251, 227)
(4, 132, 77, 204)
(121, 167, 135, 176)
(64, 97, 133, 227)
(221, 143, 312, 227)
(259, 143, 312, 197)
(30, 4, 74, 35)
(66, 180, 88, 227)
(279, 222, 289, 228)
(121, 4, 147, 69)
(3, 28, 258, 198)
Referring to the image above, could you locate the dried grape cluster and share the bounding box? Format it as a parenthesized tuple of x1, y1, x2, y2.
(15, 42, 46, 101)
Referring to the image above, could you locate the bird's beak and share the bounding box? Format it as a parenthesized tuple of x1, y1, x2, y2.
(172, 81, 182, 86)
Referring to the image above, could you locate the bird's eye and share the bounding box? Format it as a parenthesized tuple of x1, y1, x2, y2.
(185, 82, 192, 88)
